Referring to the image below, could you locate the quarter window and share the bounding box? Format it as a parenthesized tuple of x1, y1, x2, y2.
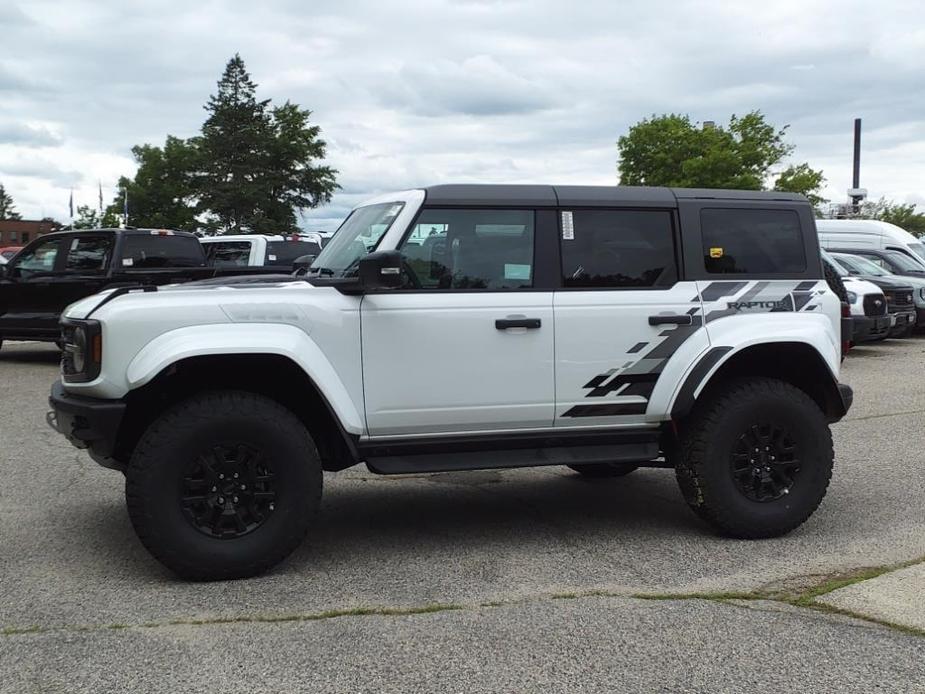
(702, 209, 806, 274)
(560, 210, 677, 288)
(400, 209, 534, 289)
(205, 242, 252, 267)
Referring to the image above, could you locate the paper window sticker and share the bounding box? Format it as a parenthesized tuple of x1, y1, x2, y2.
(561, 211, 575, 240)
(268, 254, 277, 261)
(122, 257, 134, 266)
(709, 247, 724, 258)
(504, 263, 531, 280)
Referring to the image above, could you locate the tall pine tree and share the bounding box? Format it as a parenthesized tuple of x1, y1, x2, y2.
(0, 183, 22, 220)
(194, 55, 337, 233)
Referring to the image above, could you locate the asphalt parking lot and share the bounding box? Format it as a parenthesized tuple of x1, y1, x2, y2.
(2, 340, 924, 693)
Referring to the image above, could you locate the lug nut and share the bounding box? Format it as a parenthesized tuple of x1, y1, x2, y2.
(240, 484, 246, 490)
(233, 473, 239, 479)
(233, 496, 239, 503)
(218, 497, 225, 504)
(269, 503, 275, 511)
(218, 474, 224, 480)
(211, 486, 217, 492)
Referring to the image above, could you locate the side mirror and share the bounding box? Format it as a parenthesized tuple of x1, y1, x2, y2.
(358, 250, 403, 290)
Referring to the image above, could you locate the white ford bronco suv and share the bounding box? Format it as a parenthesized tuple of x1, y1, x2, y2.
(48, 185, 853, 580)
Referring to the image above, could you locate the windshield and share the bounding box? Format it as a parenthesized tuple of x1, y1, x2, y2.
(832, 253, 888, 277)
(885, 250, 925, 272)
(909, 242, 925, 264)
(310, 202, 404, 277)
(820, 249, 848, 277)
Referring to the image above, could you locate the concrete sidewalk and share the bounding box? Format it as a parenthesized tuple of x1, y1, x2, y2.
(819, 562, 925, 632)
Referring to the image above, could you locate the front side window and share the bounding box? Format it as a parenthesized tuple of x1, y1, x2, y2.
(560, 210, 676, 288)
(399, 209, 534, 289)
(702, 209, 806, 274)
(63, 235, 113, 273)
(205, 242, 252, 267)
(311, 202, 404, 277)
(11, 238, 60, 276)
(884, 250, 925, 273)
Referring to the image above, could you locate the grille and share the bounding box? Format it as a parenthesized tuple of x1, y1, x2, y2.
(885, 290, 914, 308)
(863, 294, 888, 317)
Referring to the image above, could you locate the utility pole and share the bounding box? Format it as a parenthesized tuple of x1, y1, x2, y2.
(847, 118, 867, 213)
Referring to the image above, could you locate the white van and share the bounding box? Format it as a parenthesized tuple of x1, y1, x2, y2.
(816, 219, 925, 265)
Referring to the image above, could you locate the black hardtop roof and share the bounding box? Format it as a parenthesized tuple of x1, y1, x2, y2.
(38, 227, 199, 239)
(422, 184, 808, 207)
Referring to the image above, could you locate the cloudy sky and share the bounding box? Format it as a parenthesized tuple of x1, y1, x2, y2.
(1, 0, 923, 230)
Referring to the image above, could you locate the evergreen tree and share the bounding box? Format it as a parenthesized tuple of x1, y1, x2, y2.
(0, 183, 22, 220)
(194, 54, 337, 233)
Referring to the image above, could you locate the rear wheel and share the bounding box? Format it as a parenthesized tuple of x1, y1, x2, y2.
(675, 377, 833, 539)
(568, 463, 639, 478)
(125, 391, 321, 580)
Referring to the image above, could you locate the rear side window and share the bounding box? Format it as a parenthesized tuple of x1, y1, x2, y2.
(265, 240, 321, 266)
(205, 241, 251, 267)
(119, 234, 205, 268)
(702, 209, 806, 274)
(63, 235, 113, 273)
(560, 210, 677, 288)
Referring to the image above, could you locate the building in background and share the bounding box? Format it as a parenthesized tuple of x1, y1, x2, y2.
(0, 219, 60, 246)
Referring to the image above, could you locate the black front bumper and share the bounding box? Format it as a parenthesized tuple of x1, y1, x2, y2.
(852, 314, 891, 343)
(47, 381, 125, 466)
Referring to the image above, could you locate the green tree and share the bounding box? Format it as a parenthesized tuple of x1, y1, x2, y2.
(617, 111, 825, 205)
(773, 163, 827, 207)
(0, 183, 22, 220)
(194, 54, 337, 233)
(106, 136, 199, 230)
(857, 198, 925, 237)
(73, 204, 119, 229)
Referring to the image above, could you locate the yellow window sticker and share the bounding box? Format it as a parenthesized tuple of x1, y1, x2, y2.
(709, 247, 724, 258)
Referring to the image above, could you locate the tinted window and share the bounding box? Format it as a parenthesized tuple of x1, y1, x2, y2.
(119, 234, 205, 268)
(205, 241, 251, 267)
(702, 209, 806, 274)
(561, 210, 676, 288)
(63, 235, 113, 272)
(265, 240, 321, 266)
(400, 209, 534, 289)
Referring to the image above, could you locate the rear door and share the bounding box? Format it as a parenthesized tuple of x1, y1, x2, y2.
(553, 208, 708, 426)
(361, 207, 556, 437)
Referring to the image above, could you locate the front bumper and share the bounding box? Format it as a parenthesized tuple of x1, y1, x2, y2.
(47, 380, 125, 468)
(889, 310, 917, 336)
(852, 314, 891, 343)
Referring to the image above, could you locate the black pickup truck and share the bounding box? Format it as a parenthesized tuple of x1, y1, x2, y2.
(0, 228, 288, 348)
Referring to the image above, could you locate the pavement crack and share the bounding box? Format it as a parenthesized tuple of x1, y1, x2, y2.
(841, 408, 925, 423)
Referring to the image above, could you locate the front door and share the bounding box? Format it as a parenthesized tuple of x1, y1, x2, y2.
(553, 208, 708, 427)
(361, 207, 555, 437)
(0, 237, 66, 338)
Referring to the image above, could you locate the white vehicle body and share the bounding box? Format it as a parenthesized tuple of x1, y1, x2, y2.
(817, 219, 925, 265)
(61, 186, 844, 440)
(842, 277, 885, 317)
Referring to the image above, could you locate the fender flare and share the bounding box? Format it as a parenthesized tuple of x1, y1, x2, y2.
(125, 322, 365, 434)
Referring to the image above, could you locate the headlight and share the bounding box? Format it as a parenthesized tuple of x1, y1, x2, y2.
(846, 291, 857, 304)
(60, 319, 102, 383)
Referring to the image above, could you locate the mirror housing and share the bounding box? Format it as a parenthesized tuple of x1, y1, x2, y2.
(291, 254, 316, 275)
(358, 250, 403, 290)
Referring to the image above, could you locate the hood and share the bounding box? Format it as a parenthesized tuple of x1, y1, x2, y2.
(858, 276, 915, 291)
(842, 278, 883, 296)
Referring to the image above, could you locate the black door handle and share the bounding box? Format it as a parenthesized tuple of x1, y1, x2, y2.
(648, 314, 693, 326)
(496, 318, 541, 330)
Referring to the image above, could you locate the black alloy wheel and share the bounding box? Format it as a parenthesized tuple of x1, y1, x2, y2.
(730, 424, 801, 502)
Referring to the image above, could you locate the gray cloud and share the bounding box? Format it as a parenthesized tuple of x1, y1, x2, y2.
(0, 0, 923, 228)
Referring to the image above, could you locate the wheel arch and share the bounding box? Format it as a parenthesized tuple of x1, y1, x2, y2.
(114, 353, 360, 472)
(671, 341, 849, 423)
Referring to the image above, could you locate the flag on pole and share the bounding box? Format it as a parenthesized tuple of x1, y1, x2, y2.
(122, 187, 128, 226)
(68, 189, 74, 221)
(98, 181, 103, 218)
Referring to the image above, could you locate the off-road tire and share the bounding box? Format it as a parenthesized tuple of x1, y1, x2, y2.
(675, 377, 833, 539)
(125, 391, 322, 581)
(568, 463, 639, 478)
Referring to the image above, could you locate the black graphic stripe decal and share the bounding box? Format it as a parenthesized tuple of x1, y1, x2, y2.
(627, 342, 648, 353)
(699, 281, 749, 301)
(561, 402, 648, 418)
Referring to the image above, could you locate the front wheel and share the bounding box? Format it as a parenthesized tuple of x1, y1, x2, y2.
(674, 378, 833, 539)
(125, 391, 322, 580)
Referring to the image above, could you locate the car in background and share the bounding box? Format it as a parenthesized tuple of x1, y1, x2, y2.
(817, 218, 925, 265)
(831, 251, 925, 332)
(821, 250, 889, 343)
(200, 234, 324, 270)
(0, 246, 23, 265)
(829, 246, 925, 280)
